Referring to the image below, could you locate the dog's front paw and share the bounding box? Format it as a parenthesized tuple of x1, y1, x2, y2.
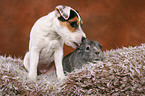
(28, 73, 37, 81)
(58, 74, 66, 80)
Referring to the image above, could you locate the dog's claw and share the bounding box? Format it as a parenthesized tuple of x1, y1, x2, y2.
(28, 73, 37, 81)
(57, 74, 66, 80)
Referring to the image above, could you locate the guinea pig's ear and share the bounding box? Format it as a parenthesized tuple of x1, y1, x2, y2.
(55, 5, 71, 21)
(83, 38, 90, 44)
(81, 37, 86, 43)
(94, 41, 102, 49)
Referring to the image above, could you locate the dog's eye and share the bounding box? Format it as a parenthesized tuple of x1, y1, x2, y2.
(69, 21, 78, 28)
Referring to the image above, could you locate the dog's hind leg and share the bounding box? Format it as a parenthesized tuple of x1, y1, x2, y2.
(23, 52, 30, 72)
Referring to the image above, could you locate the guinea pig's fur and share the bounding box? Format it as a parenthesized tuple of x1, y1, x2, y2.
(63, 38, 103, 74)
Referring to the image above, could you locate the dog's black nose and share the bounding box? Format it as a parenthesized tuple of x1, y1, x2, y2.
(81, 37, 86, 42)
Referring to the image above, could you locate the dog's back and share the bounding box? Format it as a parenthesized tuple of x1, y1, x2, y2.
(63, 38, 103, 74)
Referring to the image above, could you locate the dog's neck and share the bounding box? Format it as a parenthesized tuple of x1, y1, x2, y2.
(38, 11, 60, 39)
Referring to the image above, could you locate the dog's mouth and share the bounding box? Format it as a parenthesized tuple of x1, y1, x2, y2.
(73, 42, 81, 47)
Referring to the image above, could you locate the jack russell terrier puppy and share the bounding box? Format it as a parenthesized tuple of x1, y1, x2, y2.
(23, 5, 86, 81)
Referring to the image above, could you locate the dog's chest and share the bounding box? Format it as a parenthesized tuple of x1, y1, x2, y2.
(39, 38, 62, 64)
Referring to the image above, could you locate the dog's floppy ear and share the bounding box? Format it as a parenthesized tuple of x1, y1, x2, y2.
(55, 5, 71, 21)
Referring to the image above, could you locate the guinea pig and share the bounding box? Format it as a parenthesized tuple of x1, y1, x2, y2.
(63, 38, 103, 74)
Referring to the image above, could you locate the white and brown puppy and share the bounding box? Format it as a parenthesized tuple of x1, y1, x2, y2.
(23, 5, 86, 81)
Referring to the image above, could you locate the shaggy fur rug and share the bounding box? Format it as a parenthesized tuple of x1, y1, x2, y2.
(0, 44, 145, 95)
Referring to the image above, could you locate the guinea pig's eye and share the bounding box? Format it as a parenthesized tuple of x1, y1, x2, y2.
(69, 21, 78, 28)
(86, 46, 90, 50)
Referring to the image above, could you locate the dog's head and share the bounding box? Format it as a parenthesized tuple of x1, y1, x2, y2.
(54, 5, 86, 48)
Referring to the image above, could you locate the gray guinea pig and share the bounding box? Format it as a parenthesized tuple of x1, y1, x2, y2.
(63, 38, 103, 74)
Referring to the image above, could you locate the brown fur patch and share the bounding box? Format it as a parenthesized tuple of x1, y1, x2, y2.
(59, 16, 80, 32)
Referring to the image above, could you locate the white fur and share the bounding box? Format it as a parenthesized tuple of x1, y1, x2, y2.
(23, 6, 86, 81)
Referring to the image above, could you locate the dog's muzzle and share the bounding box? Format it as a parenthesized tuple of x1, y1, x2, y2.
(73, 42, 81, 47)
(73, 37, 86, 47)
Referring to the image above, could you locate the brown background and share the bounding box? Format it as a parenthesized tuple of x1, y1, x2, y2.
(0, 0, 145, 58)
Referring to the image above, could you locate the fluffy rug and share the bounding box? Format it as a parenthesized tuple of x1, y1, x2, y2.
(0, 44, 145, 95)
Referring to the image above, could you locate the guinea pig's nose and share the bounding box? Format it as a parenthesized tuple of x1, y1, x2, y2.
(95, 51, 100, 55)
(81, 37, 86, 42)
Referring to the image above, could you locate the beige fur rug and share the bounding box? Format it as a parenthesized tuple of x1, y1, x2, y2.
(0, 44, 145, 95)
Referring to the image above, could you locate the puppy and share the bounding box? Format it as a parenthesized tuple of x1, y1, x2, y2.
(23, 5, 86, 81)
